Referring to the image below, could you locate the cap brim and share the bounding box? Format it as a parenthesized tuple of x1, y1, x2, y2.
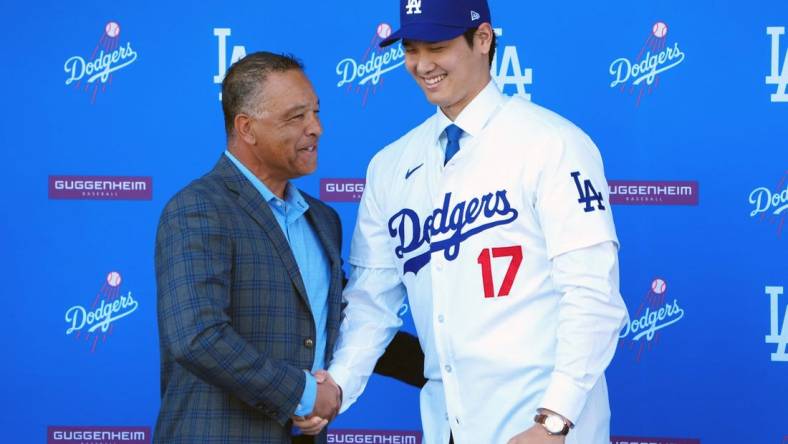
(379, 22, 468, 48)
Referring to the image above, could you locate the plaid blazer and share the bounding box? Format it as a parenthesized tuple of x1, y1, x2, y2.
(154, 155, 343, 444)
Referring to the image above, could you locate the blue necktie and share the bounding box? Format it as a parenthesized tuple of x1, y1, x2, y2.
(443, 124, 464, 165)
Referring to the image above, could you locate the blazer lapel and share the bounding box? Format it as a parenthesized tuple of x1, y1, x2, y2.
(303, 201, 344, 357)
(214, 155, 310, 306)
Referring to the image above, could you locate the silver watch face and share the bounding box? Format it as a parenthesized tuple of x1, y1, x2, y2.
(544, 415, 565, 433)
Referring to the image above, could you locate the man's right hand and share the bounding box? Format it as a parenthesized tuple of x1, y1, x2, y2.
(311, 371, 341, 421)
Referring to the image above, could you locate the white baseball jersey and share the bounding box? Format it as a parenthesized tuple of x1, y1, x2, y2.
(329, 81, 628, 444)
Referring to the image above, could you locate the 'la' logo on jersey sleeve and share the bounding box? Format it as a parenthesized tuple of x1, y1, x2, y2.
(571, 171, 606, 213)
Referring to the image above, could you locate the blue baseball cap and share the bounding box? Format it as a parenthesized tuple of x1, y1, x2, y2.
(379, 0, 492, 47)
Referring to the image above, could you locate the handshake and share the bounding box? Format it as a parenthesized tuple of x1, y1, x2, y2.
(291, 370, 341, 435)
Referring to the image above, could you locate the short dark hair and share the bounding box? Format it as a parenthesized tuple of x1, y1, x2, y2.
(462, 27, 496, 66)
(221, 51, 304, 137)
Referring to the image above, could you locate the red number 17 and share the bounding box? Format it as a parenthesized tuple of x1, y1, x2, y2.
(476, 245, 524, 298)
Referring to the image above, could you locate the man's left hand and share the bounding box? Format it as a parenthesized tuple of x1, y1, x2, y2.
(507, 425, 566, 444)
(292, 415, 328, 435)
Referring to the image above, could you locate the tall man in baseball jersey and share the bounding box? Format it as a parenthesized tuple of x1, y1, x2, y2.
(320, 1, 628, 443)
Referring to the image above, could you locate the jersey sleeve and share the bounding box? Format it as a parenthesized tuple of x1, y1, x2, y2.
(328, 265, 406, 413)
(348, 155, 398, 268)
(539, 241, 628, 423)
(535, 127, 618, 259)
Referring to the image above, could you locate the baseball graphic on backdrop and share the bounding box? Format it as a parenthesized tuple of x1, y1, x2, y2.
(377, 22, 392, 39)
(652, 21, 668, 38)
(107, 271, 122, 287)
(651, 278, 667, 295)
(105, 21, 121, 38)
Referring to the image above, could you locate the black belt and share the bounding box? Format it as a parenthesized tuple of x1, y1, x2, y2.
(292, 435, 314, 444)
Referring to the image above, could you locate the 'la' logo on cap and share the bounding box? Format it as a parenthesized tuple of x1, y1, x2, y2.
(405, 0, 422, 15)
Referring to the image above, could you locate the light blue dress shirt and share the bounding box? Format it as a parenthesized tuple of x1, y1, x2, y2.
(225, 151, 330, 416)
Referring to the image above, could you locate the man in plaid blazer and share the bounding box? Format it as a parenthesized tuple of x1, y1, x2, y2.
(154, 52, 343, 444)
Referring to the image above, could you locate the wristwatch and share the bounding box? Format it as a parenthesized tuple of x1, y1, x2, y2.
(534, 412, 572, 436)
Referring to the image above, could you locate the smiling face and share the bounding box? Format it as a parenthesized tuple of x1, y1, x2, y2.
(232, 69, 322, 196)
(403, 25, 493, 120)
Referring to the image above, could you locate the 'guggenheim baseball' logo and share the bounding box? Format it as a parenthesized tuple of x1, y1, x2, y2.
(65, 271, 140, 353)
(49, 175, 152, 200)
(320, 178, 365, 202)
(389, 190, 518, 275)
(336, 23, 405, 106)
(608, 180, 699, 205)
(48, 426, 150, 444)
(749, 172, 788, 238)
(328, 430, 421, 443)
(609, 21, 685, 106)
(64, 21, 138, 103)
(611, 437, 699, 444)
(619, 278, 685, 362)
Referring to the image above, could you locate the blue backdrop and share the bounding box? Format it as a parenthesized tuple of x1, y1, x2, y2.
(2, 1, 787, 443)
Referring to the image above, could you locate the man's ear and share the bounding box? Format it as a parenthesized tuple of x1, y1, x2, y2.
(475, 22, 493, 55)
(234, 113, 255, 145)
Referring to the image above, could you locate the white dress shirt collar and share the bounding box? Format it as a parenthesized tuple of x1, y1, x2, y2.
(433, 79, 506, 143)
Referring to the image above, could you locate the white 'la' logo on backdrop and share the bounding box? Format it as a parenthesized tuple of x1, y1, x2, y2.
(766, 27, 788, 102)
(405, 0, 422, 15)
(213, 28, 247, 101)
(765, 286, 788, 362)
(492, 28, 533, 100)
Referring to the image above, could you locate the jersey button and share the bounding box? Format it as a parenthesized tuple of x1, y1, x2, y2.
(444, 364, 452, 373)
(437, 315, 445, 323)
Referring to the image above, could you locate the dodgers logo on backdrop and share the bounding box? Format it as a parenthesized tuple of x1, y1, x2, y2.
(335, 23, 405, 106)
(748, 172, 788, 238)
(492, 28, 533, 100)
(64, 21, 138, 103)
(619, 278, 685, 362)
(609, 21, 685, 106)
(765, 286, 788, 362)
(64, 271, 140, 353)
(213, 28, 247, 100)
(766, 26, 788, 102)
(388, 190, 518, 275)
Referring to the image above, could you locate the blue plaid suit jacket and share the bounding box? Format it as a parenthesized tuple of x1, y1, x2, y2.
(154, 155, 343, 444)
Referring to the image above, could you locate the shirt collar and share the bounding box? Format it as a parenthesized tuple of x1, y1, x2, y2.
(433, 80, 506, 143)
(224, 150, 309, 215)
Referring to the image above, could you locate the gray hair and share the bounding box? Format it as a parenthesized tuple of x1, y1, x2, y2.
(221, 51, 304, 137)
